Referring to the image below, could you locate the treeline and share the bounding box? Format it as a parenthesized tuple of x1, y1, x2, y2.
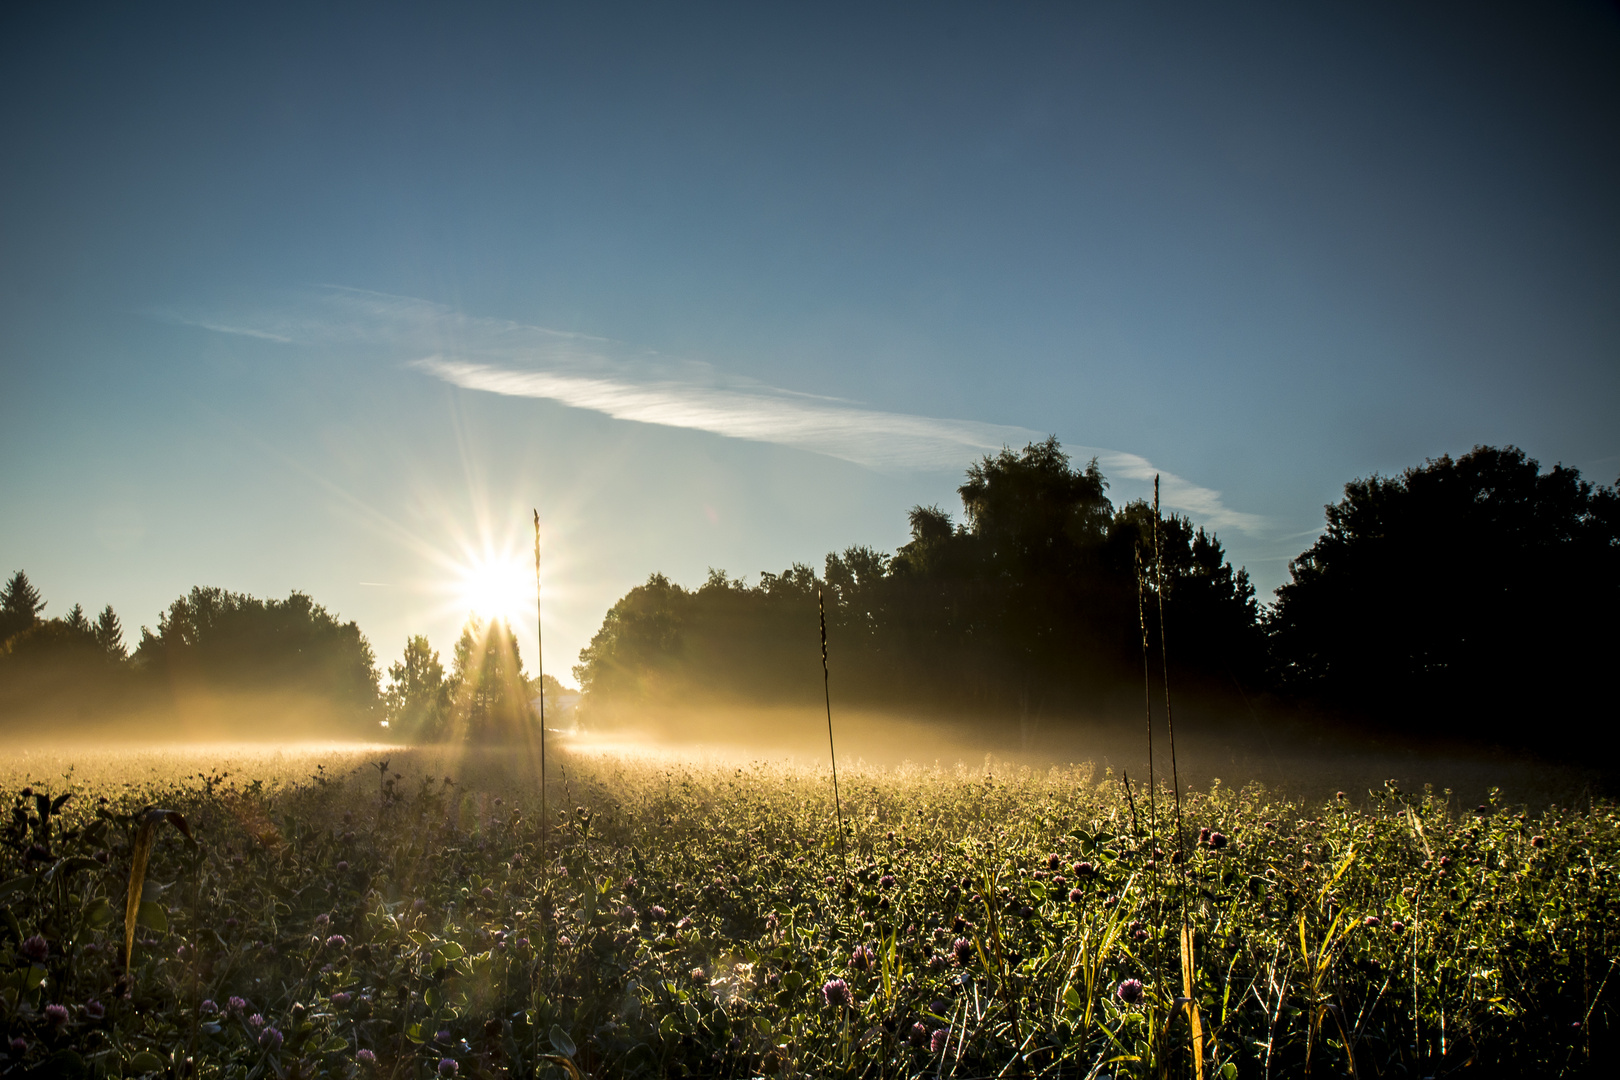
(0, 578, 560, 743)
(575, 440, 1619, 748)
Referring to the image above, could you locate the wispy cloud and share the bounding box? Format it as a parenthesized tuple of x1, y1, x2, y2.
(165, 287, 1268, 534)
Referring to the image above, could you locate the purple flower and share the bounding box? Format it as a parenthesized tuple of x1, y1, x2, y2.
(20, 935, 48, 964)
(821, 978, 853, 1009)
(45, 1004, 69, 1027)
(952, 937, 973, 966)
(557, 935, 572, 947)
(356, 1049, 376, 1066)
(480, 887, 494, 899)
(228, 996, 248, 1014)
(435, 1030, 452, 1044)
(930, 1028, 950, 1054)
(413, 898, 427, 911)
(649, 905, 667, 921)
(199, 999, 219, 1016)
(248, 1013, 266, 1029)
(1532, 835, 1547, 849)
(690, 967, 708, 982)
(315, 914, 330, 927)
(258, 1027, 283, 1051)
(515, 937, 529, 948)
(9, 1037, 27, 1055)
(908, 1021, 929, 1048)
(1068, 888, 1084, 904)
(325, 935, 347, 949)
(1116, 978, 1144, 1005)
(84, 1000, 105, 1020)
(1209, 832, 1228, 850)
(437, 1058, 458, 1076)
(331, 992, 352, 1006)
(1363, 916, 1381, 928)
(848, 945, 875, 971)
(879, 874, 896, 890)
(336, 861, 350, 872)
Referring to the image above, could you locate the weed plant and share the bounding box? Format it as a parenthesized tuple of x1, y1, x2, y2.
(1, 748, 1615, 1079)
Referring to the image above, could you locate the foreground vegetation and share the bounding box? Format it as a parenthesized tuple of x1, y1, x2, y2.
(2, 746, 1615, 1078)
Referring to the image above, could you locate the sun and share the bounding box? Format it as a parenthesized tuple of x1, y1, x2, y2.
(455, 552, 531, 626)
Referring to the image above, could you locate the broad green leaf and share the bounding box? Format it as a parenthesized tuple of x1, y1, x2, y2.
(322, 1037, 349, 1053)
(548, 1024, 576, 1057)
(127, 1052, 165, 1075)
(436, 941, 464, 961)
(86, 896, 114, 927)
(136, 899, 167, 933)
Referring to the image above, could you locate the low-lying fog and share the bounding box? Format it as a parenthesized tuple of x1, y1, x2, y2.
(2, 701, 1603, 809)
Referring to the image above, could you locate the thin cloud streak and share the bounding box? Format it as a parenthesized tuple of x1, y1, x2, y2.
(167, 288, 1268, 535)
(415, 357, 1043, 472)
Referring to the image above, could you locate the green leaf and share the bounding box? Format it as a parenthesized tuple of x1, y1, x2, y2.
(86, 896, 114, 927)
(127, 1052, 166, 1075)
(548, 1024, 576, 1057)
(44, 856, 104, 884)
(424, 986, 441, 1009)
(406, 1022, 426, 1045)
(1064, 985, 1083, 1012)
(1220, 1064, 1238, 1080)
(321, 1037, 349, 1053)
(136, 899, 168, 932)
(436, 941, 464, 961)
(753, 1016, 772, 1036)
(0, 876, 32, 901)
(658, 1014, 678, 1038)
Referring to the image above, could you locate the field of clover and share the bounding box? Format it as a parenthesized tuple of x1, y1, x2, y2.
(1, 747, 1616, 1079)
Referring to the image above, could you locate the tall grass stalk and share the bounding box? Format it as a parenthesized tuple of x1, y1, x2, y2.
(817, 590, 848, 872)
(534, 509, 547, 861)
(1153, 474, 1205, 1077)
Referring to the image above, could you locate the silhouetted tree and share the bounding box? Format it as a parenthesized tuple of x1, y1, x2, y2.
(575, 438, 1263, 724)
(448, 616, 534, 742)
(385, 635, 450, 740)
(0, 571, 45, 643)
(573, 574, 689, 700)
(133, 587, 380, 727)
(1267, 445, 1620, 745)
(93, 605, 125, 660)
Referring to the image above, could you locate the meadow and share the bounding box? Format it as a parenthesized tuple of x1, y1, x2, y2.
(2, 741, 1615, 1079)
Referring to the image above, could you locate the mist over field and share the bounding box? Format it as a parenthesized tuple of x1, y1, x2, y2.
(6, 4, 1620, 1072)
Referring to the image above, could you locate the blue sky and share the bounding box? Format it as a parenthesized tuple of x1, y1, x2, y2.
(3, 2, 1617, 687)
